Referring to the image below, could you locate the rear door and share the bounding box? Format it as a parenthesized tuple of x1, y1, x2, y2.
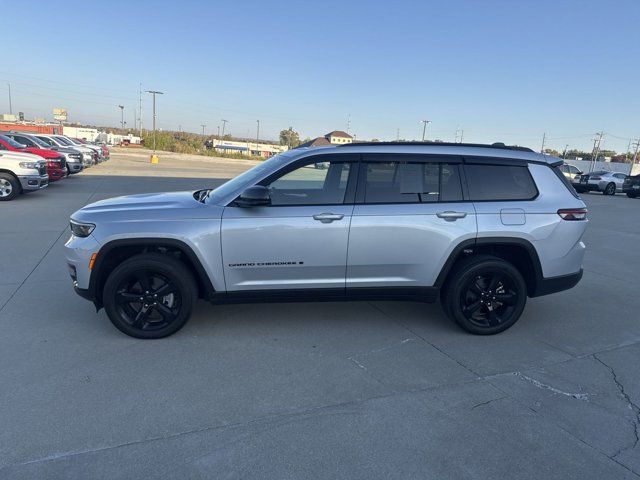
(346, 154, 477, 289)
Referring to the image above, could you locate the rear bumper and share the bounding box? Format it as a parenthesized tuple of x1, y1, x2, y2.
(573, 182, 599, 192)
(18, 174, 49, 191)
(530, 269, 583, 297)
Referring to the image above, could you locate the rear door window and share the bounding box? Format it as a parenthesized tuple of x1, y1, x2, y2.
(465, 164, 537, 201)
(363, 161, 463, 204)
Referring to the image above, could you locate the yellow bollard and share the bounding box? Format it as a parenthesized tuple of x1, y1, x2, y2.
(150, 154, 159, 164)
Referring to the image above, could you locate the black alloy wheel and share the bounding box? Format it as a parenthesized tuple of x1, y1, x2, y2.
(460, 272, 519, 329)
(103, 253, 197, 339)
(114, 270, 182, 332)
(443, 255, 527, 335)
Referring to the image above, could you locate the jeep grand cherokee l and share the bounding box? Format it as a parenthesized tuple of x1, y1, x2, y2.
(65, 142, 587, 339)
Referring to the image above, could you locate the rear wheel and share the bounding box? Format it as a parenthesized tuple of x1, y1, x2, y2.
(443, 255, 527, 335)
(627, 192, 637, 198)
(0, 173, 20, 201)
(103, 253, 198, 339)
(604, 182, 616, 195)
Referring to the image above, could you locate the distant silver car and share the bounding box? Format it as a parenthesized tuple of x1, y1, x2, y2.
(575, 170, 628, 195)
(65, 142, 588, 338)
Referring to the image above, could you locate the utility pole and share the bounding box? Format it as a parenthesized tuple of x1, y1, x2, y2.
(589, 132, 604, 172)
(347, 114, 351, 134)
(133, 108, 136, 133)
(420, 120, 431, 142)
(221, 119, 228, 140)
(626, 138, 632, 161)
(217, 125, 220, 139)
(540, 132, 546, 153)
(460, 130, 464, 143)
(145, 90, 164, 153)
(256, 119, 260, 148)
(118, 105, 124, 129)
(7, 83, 12, 114)
(138, 83, 143, 137)
(201, 124, 206, 135)
(562, 144, 569, 159)
(632, 139, 640, 167)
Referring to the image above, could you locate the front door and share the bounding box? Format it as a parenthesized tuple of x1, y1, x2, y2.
(221, 154, 358, 291)
(346, 155, 477, 289)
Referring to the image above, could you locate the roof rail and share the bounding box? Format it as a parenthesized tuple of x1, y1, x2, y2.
(337, 141, 534, 153)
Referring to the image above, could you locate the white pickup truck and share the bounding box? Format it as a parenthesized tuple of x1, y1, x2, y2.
(0, 150, 49, 201)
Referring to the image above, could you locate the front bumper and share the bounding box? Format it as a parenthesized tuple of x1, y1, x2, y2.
(47, 167, 66, 181)
(18, 174, 49, 191)
(67, 162, 83, 174)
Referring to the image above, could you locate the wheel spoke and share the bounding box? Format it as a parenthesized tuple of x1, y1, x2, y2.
(132, 307, 150, 328)
(154, 282, 177, 297)
(495, 292, 517, 305)
(487, 311, 501, 326)
(463, 300, 482, 316)
(152, 303, 175, 322)
(469, 281, 484, 297)
(488, 275, 500, 292)
(115, 292, 141, 304)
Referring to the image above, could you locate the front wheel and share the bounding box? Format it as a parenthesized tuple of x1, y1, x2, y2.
(443, 255, 527, 335)
(103, 253, 198, 339)
(0, 173, 20, 201)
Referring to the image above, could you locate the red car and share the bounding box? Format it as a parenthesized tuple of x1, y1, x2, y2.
(0, 134, 67, 181)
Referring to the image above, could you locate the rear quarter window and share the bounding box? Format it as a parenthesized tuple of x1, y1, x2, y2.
(465, 164, 538, 201)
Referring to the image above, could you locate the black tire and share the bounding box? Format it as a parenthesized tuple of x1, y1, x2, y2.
(604, 183, 616, 195)
(103, 253, 198, 339)
(0, 173, 21, 201)
(442, 255, 527, 335)
(627, 193, 637, 198)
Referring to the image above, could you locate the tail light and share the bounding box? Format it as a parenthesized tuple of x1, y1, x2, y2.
(558, 208, 588, 221)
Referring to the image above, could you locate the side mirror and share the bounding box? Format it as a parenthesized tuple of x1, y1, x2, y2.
(235, 185, 270, 207)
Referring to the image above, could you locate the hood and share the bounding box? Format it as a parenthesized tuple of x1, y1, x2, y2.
(71, 191, 223, 223)
(24, 147, 60, 159)
(0, 150, 45, 162)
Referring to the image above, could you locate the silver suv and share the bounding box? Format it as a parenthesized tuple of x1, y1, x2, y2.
(65, 143, 588, 338)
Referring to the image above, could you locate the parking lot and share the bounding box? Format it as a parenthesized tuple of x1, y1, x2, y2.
(1, 148, 639, 479)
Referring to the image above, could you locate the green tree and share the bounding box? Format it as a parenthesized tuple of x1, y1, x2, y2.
(279, 127, 300, 148)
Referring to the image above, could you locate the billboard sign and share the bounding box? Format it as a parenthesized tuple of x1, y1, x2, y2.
(53, 108, 67, 121)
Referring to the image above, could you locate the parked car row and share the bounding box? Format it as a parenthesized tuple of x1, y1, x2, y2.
(0, 132, 109, 201)
(558, 163, 638, 198)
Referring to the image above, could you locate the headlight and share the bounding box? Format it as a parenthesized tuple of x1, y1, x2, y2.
(19, 161, 40, 169)
(70, 220, 96, 237)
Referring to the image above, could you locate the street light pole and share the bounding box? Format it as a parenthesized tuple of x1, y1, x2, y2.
(7, 83, 12, 115)
(420, 120, 431, 141)
(118, 105, 124, 129)
(201, 124, 206, 135)
(221, 119, 228, 139)
(145, 90, 164, 153)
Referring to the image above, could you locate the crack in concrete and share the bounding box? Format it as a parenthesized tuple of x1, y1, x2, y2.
(514, 372, 589, 400)
(471, 396, 508, 410)
(593, 354, 640, 459)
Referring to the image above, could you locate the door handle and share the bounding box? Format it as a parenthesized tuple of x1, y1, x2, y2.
(313, 213, 344, 223)
(436, 211, 467, 221)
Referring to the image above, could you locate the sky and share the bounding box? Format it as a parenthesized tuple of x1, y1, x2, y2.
(1, 0, 639, 152)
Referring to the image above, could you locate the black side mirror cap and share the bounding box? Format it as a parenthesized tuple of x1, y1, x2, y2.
(235, 185, 270, 207)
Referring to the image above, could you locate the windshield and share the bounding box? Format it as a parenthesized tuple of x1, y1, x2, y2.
(36, 136, 55, 146)
(28, 135, 50, 148)
(206, 152, 297, 204)
(55, 136, 73, 145)
(0, 134, 27, 149)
